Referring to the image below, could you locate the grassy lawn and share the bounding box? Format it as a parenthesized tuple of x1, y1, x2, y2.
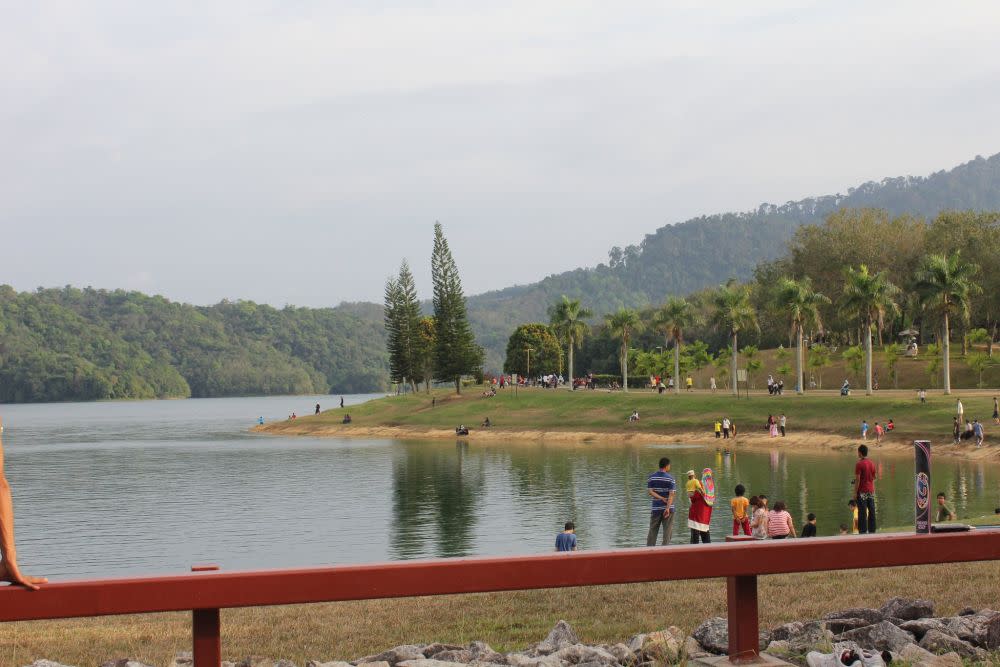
(265, 386, 999, 449)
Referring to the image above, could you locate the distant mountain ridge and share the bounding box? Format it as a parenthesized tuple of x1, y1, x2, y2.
(467, 152, 1000, 369)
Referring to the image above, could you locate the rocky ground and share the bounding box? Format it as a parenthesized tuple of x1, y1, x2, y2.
(23, 598, 1000, 667)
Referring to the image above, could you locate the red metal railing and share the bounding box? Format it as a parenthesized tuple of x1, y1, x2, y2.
(2, 531, 999, 665)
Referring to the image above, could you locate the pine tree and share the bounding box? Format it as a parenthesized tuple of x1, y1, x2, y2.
(383, 276, 405, 388)
(396, 260, 422, 391)
(431, 222, 483, 393)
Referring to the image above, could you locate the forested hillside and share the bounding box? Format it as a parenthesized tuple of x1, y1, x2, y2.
(467, 152, 1000, 369)
(0, 286, 387, 402)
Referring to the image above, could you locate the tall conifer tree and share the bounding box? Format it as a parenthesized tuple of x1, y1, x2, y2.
(396, 260, 422, 391)
(383, 276, 405, 387)
(431, 223, 482, 393)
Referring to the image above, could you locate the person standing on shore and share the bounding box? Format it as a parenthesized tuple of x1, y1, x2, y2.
(731, 484, 750, 536)
(646, 457, 676, 546)
(779, 413, 786, 437)
(861, 420, 868, 440)
(956, 398, 964, 422)
(0, 418, 48, 590)
(687, 470, 712, 544)
(994, 396, 999, 424)
(953, 417, 961, 444)
(722, 417, 731, 439)
(853, 444, 877, 534)
(340, 396, 345, 408)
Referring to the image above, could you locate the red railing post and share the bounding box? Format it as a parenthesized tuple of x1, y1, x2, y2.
(726, 574, 759, 664)
(192, 564, 221, 667)
(193, 608, 221, 667)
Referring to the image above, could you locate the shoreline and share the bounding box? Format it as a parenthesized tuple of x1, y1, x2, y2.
(253, 423, 1000, 461)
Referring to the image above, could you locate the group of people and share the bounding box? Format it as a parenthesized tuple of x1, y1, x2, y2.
(711, 417, 738, 439)
(764, 414, 786, 437)
(952, 397, 991, 446)
(860, 419, 894, 444)
(766, 375, 785, 395)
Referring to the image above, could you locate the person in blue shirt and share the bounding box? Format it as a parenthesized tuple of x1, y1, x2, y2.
(646, 457, 677, 546)
(555, 521, 577, 551)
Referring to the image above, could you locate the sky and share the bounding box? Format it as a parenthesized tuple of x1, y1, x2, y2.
(4, 1, 1000, 308)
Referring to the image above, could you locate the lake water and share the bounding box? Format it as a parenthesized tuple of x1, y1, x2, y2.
(1, 395, 999, 580)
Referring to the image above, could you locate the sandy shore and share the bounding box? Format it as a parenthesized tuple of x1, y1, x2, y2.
(254, 422, 1000, 461)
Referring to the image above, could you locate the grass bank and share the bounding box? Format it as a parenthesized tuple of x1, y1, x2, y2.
(259, 388, 1000, 460)
(2, 553, 997, 665)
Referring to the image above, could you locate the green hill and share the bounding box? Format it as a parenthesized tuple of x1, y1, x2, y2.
(0, 286, 388, 402)
(467, 153, 1000, 369)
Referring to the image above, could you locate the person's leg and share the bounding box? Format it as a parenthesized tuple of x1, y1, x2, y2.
(662, 512, 674, 545)
(857, 496, 869, 534)
(702, 531, 711, 544)
(690, 529, 699, 544)
(741, 518, 751, 536)
(0, 418, 46, 589)
(865, 496, 877, 533)
(732, 518, 739, 536)
(646, 512, 661, 547)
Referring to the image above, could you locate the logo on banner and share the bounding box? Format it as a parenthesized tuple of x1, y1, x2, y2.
(916, 472, 930, 510)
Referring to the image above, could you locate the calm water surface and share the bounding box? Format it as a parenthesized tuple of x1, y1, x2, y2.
(1, 395, 999, 579)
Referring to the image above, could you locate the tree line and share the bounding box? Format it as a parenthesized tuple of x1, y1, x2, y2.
(383, 223, 484, 394)
(502, 208, 999, 394)
(0, 286, 388, 402)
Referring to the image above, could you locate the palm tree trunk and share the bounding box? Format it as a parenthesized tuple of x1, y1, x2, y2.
(864, 322, 873, 396)
(567, 344, 574, 389)
(795, 325, 804, 394)
(622, 342, 629, 392)
(942, 313, 951, 395)
(731, 331, 739, 396)
(673, 338, 681, 395)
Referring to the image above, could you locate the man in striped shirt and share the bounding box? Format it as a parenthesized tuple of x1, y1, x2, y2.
(646, 457, 676, 546)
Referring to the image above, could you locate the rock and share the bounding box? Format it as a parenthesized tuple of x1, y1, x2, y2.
(397, 661, 469, 667)
(957, 607, 977, 616)
(357, 662, 392, 667)
(274, 662, 297, 667)
(919, 629, 987, 660)
(535, 620, 579, 655)
(898, 618, 955, 641)
(942, 609, 1000, 649)
(639, 627, 683, 664)
(880, 597, 935, 621)
(467, 641, 506, 664)
(504, 654, 562, 667)
(100, 661, 157, 667)
(823, 618, 873, 634)
(359, 647, 427, 666)
(552, 644, 618, 665)
(682, 636, 709, 660)
(769, 621, 804, 641)
(428, 652, 472, 663)
(838, 621, 915, 653)
(898, 643, 964, 667)
(423, 645, 465, 658)
(782, 621, 835, 654)
(763, 640, 790, 656)
(22, 662, 77, 667)
(607, 644, 631, 664)
(692, 618, 729, 655)
(169, 655, 193, 667)
(306, 662, 353, 667)
(822, 608, 884, 625)
(625, 634, 646, 653)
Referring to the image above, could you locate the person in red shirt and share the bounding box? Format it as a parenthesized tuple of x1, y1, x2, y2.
(853, 444, 877, 534)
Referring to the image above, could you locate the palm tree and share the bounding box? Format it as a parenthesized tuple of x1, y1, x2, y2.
(548, 296, 593, 387)
(710, 280, 758, 396)
(776, 277, 830, 394)
(841, 265, 900, 396)
(914, 251, 981, 395)
(605, 308, 642, 392)
(654, 297, 696, 394)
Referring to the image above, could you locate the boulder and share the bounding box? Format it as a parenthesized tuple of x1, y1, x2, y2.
(837, 621, 915, 653)
(606, 644, 631, 664)
(624, 635, 646, 653)
(782, 621, 835, 654)
(769, 621, 804, 642)
(552, 644, 618, 665)
(423, 645, 465, 658)
(898, 643, 964, 667)
(681, 637, 709, 660)
(359, 646, 427, 666)
(397, 661, 469, 667)
(428, 652, 471, 663)
(879, 597, 935, 621)
(306, 662, 353, 667)
(467, 641, 506, 664)
(919, 629, 987, 660)
(534, 621, 579, 655)
(357, 662, 392, 667)
(898, 618, 955, 641)
(942, 609, 1000, 649)
(690, 617, 771, 655)
(763, 640, 789, 655)
(504, 654, 562, 667)
(638, 628, 683, 664)
(823, 618, 873, 634)
(822, 608, 884, 625)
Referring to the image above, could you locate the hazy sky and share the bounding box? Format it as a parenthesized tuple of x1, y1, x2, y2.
(4, 1, 1000, 307)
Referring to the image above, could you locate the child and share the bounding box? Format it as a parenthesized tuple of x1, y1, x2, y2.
(555, 521, 577, 551)
(839, 523, 849, 536)
(714, 420, 722, 438)
(801, 513, 817, 537)
(686, 470, 704, 496)
(886, 419, 894, 432)
(847, 499, 859, 534)
(861, 420, 868, 440)
(874, 421, 884, 445)
(750, 496, 769, 539)
(936, 493, 956, 522)
(731, 484, 751, 536)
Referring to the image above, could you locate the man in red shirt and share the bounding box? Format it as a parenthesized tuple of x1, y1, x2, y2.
(854, 444, 877, 534)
